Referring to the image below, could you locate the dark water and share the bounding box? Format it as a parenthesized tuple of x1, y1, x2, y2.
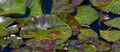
(2, 0, 120, 52)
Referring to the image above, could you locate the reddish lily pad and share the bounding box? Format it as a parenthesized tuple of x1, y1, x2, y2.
(20, 24, 71, 45)
(57, 14, 81, 35)
(70, 0, 83, 7)
(0, 37, 11, 49)
(51, 0, 74, 14)
(112, 39, 120, 52)
(6, 34, 23, 48)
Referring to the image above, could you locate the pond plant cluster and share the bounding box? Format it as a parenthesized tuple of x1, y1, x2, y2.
(0, 0, 120, 52)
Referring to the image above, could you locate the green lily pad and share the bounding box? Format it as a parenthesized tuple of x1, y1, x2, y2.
(104, 17, 120, 29)
(0, 25, 18, 37)
(0, 16, 15, 30)
(81, 43, 97, 52)
(0, 0, 26, 15)
(7, 34, 23, 48)
(78, 28, 99, 47)
(62, 39, 98, 52)
(27, 0, 43, 16)
(78, 28, 98, 41)
(100, 30, 120, 42)
(57, 13, 81, 35)
(90, 0, 120, 14)
(12, 39, 66, 52)
(74, 5, 98, 25)
(0, 38, 11, 49)
(0, 16, 15, 32)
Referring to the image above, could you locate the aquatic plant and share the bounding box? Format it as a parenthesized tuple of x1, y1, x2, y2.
(0, 0, 120, 52)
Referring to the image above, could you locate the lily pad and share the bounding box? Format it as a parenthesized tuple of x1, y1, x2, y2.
(57, 13, 81, 35)
(27, 0, 43, 16)
(0, 0, 26, 15)
(90, 0, 120, 14)
(12, 38, 68, 52)
(62, 40, 98, 52)
(112, 39, 120, 52)
(68, 43, 97, 52)
(0, 16, 15, 30)
(104, 17, 120, 29)
(0, 16, 15, 33)
(70, 0, 83, 7)
(100, 30, 120, 42)
(6, 34, 23, 48)
(0, 37, 11, 49)
(0, 25, 18, 37)
(98, 41, 111, 52)
(20, 24, 71, 45)
(66, 14, 81, 35)
(78, 28, 98, 41)
(81, 43, 97, 52)
(74, 5, 98, 25)
(24, 39, 60, 52)
(51, 0, 74, 14)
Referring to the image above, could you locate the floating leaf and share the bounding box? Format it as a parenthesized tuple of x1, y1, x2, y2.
(0, 38, 11, 49)
(0, 0, 26, 15)
(78, 28, 98, 41)
(68, 43, 97, 52)
(78, 28, 99, 47)
(27, 0, 43, 16)
(66, 14, 81, 35)
(100, 30, 120, 42)
(6, 34, 23, 48)
(0, 16, 15, 32)
(112, 39, 120, 52)
(90, 0, 120, 14)
(0, 25, 18, 37)
(0, 16, 15, 31)
(11, 46, 42, 52)
(104, 17, 120, 29)
(20, 24, 71, 45)
(5, 25, 18, 33)
(51, 0, 74, 14)
(23, 39, 60, 52)
(75, 5, 98, 25)
(90, 0, 112, 7)
(98, 41, 111, 52)
(70, 0, 83, 7)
